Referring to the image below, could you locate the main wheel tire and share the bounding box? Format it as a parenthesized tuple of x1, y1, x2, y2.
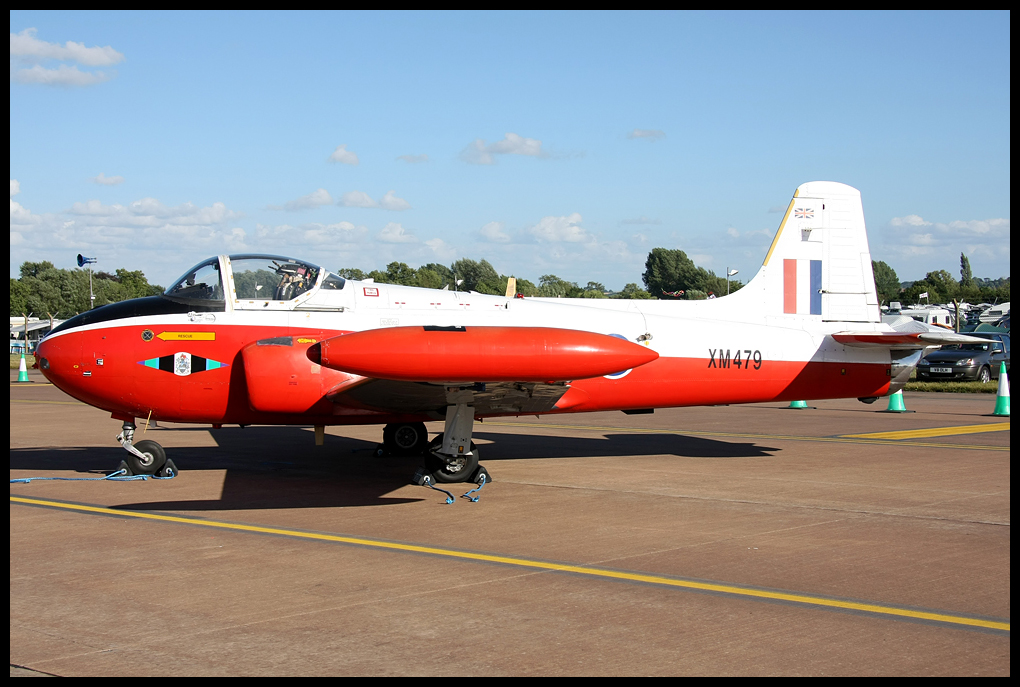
(425, 435, 480, 484)
(978, 366, 992, 383)
(383, 422, 429, 456)
(127, 440, 167, 475)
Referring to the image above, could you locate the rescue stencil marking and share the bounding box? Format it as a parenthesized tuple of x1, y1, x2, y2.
(137, 353, 229, 376)
(156, 332, 216, 341)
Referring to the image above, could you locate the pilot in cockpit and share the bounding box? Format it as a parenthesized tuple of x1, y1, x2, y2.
(273, 262, 317, 300)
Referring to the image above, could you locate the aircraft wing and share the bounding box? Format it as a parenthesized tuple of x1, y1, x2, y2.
(328, 378, 578, 416)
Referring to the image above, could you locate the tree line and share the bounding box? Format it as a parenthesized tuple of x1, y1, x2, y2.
(9, 250, 1009, 318)
(340, 250, 742, 301)
(873, 253, 1010, 306)
(10, 261, 164, 318)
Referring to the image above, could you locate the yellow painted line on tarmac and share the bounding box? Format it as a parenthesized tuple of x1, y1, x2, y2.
(842, 423, 1010, 441)
(486, 421, 1010, 452)
(9, 495, 1010, 634)
(10, 383, 53, 387)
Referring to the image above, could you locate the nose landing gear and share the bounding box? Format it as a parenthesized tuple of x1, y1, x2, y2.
(116, 421, 177, 477)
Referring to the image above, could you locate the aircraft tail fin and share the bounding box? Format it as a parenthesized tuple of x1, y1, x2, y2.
(739, 181, 880, 323)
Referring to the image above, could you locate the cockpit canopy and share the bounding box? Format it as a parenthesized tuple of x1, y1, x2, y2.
(230, 256, 320, 301)
(164, 258, 226, 305)
(164, 255, 346, 309)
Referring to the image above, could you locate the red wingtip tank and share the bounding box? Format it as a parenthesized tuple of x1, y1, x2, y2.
(315, 326, 659, 383)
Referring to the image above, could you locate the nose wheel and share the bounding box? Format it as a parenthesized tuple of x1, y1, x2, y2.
(116, 421, 177, 477)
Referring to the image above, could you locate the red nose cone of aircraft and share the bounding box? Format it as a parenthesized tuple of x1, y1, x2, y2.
(317, 326, 659, 382)
(35, 332, 83, 397)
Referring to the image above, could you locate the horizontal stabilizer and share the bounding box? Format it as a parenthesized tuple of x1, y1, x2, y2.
(833, 330, 990, 348)
(313, 326, 658, 382)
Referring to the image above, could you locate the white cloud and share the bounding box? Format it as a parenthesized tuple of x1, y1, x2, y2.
(378, 190, 411, 211)
(224, 227, 248, 251)
(12, 63, 113, 87)
(91, 172, 124, 186)
(478, 221, 510, 243)
(339, 190, 410, 211)
(425, 238, 455, 259)
(328, 144, 359, 165)
(284, 188, 333, 211)
(10, 28, 124, 66)
(396, 154, 428, 163)
(460, 133, 546, 165)
(10, 28, 123, 87)
(67, 198, 240, 227)
(303, 221, 369, 245)
(528, 213, 589, 243)
(340, 190, 378, 208)
(880, 214, 1010, 275)
(9, 190, 245, 268)
(9, 179, 38, 229)
(620, 216, 661, 225)
(628, 129, 666, 141)
(377, 222, 417, 243)
(890, 214, 932, 228)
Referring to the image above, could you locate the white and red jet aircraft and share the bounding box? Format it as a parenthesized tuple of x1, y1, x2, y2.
(36, 182, 973, 483)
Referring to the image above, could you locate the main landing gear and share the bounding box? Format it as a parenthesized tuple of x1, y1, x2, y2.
(413, 391, 491, 486)
(116, 421, 177, 477)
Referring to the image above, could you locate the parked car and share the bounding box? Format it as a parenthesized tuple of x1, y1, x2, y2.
(916, 333, 1011, 383)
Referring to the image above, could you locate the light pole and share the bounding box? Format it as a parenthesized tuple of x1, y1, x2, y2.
(77, 254, 98, 309)
(726, 268, 739, 295)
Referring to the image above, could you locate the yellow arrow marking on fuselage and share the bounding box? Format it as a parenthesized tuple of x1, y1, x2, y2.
(156, 332, 216, 341)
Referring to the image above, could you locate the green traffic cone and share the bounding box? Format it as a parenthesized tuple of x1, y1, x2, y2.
(788, 400, 809, 409)
(883, 389, 909, 413)
(992, 362, 1009, 417)
(17, 350, 29, 383)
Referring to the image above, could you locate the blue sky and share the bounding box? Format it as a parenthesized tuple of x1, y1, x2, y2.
(10, 11, 1011, 289)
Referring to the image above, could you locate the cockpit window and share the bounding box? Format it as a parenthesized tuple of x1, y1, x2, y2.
(230, 256, 320, 301)
(321, 273, 346, 290)
(165, 259, 224, 303)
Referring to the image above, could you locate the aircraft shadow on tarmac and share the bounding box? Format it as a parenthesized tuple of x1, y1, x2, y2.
(10, 426, 778, 511)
